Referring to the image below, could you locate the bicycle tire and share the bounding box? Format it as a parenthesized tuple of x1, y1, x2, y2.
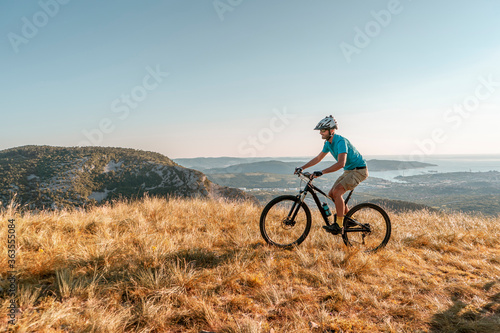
(342, 203, 391, 252)
(260, 195, 312, 248)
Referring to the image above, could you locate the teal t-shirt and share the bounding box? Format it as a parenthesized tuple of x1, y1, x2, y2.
(322, 134, 366, 170)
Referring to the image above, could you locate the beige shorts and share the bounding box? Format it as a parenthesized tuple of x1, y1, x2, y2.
(333, 168, 368, 191)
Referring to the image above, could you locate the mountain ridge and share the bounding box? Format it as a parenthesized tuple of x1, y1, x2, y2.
(0, 145, 256, 209)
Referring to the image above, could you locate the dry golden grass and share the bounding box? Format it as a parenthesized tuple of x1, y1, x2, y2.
(1, 196, 499, 332)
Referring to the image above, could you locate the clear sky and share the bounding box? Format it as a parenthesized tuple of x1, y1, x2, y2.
(2, 0, 500, 159)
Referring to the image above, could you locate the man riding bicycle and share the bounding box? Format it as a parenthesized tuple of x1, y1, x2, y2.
(295, 115, 368, 234)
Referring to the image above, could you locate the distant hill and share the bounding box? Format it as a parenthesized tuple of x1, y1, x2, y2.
(365, 171, 500, 216)
(206, 170, 500, 216)
(0, 146, 256, 209)
(173, 156, 308, 171)
(205, 161, 296, 175)
(201, 159, 436, 175)
(367, 159, 437, 171)
(364, 198, 439, 213)
(173, 157, 264, 171)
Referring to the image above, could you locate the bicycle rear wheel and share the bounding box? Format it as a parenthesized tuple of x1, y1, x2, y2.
(342, 203, 391, 252)
(260, 195, 312, 248)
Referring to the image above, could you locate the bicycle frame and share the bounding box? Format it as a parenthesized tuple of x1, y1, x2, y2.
(290, 173, 354, 225)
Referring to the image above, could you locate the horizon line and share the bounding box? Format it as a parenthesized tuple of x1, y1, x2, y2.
(2, 145, 499, 160)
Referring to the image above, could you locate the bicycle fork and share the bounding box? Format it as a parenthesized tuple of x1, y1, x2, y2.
(287, 191, 307, 221)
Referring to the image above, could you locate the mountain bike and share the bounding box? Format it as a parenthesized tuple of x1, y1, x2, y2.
(259, 170, 391, 252)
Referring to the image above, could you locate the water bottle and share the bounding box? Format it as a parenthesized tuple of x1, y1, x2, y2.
(322, 202, 331, 216)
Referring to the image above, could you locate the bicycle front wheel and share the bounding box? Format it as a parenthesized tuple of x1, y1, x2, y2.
(342, 203, 391, 252)
(260, 195, 312, 248)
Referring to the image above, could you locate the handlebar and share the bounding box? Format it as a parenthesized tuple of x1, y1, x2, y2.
(295, 170, 314, 181)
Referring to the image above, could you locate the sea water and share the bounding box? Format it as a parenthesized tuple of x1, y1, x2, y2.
(273, 154, 500, 182)
(366, 154, 500, 182)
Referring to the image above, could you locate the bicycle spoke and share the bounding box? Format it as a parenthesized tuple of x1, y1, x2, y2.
(343, 203, 391, 252)
(260, 196, 311, 247)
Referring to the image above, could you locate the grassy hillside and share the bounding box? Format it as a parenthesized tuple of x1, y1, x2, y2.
(1, 197, 499, 332)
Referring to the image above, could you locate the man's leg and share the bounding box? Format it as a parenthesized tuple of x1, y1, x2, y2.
(329, 183, 347, 227)
(326, 169, 367, 232)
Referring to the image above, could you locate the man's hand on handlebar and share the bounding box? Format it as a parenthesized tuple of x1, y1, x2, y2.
(312, 171, 323, 178)
(294, 168, 322, 180)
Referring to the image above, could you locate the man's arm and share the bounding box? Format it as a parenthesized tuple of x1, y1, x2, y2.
(321, 152, 346, 174)
(300, 151, 327, 170)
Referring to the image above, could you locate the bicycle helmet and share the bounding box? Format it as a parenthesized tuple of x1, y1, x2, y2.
(314, 115, 338, 130)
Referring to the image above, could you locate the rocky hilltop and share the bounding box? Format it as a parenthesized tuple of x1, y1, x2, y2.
(0, 146, 256, 209)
